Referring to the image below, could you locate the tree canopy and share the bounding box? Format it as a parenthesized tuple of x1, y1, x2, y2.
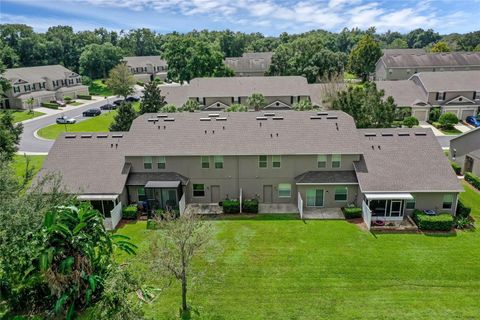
(348, 34, 382, 81)
(106, 63, 136, 98)
(139, 82, 166, 114)
(79, 43, 123, 79)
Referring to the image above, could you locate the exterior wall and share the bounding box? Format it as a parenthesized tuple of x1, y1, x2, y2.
(375, 61, 387, 81)
(297, 184, 360, 208)
(125, 154, 361, 205)
(199, 95, 309, 109)
(411, 192, 458, 215)
(450, 129, 480, 172)
(381, 66, 480, 81)
(133, 74, 152, 82)
(472, 156, 480, 176)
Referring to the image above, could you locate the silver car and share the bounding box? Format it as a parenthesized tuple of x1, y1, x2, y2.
(56, 115, 76, 124)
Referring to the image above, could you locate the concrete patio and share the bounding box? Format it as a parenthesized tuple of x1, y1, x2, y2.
(259, 203, 299, 214)
(302, 208, 345, 220)
(185, 203, 223, 215)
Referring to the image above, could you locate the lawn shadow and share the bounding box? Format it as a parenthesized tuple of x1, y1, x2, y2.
(422, 230, 457, 237)
(205, 213, 300, 221)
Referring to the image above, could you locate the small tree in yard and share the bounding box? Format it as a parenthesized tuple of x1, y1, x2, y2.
(225, 103, 248, 112)
(106, 63, 136, 98)
(439, 112, 459, 129)
(150, 212, 212, 317)
(26, 97, 35, 113)
(160, 104, 177, 113)
(181, 99, 200, 112)
(246, 93, 267, 111)
(348, 34, 382, 82)
(110, 102, 137, 131)
(403, 116, 419, 128)
(293, 99, 315, 111)
(139, 82, 166, 114)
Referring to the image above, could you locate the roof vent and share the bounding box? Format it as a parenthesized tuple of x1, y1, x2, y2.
(414, 132, 427, 136)
(65, 134, 76, 139)
(200, 117, 211, 121)
(97, 134, 108, 138)
(317, 112, 328, 116)
(326, 116, 338, 120)
(81, 134, 92, 138)
(216, 117, 227, 121)
(112, 134, 123, 138)
(398, 132, 410, 136)
(264, 112, 275, 117)
(272, 116, 284, 120)
(381, 133, 393, 137)
(147, 118, 158, 122)
(364, 133, 376, 137)
(208, 113, 220, 117)
(256, 116, 268, 120)
(157, 114, 168, 118)
(310, 116, 322, 119)
(164, 118, 175, 122)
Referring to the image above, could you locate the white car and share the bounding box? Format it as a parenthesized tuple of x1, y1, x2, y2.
(56, 115, 76, 124)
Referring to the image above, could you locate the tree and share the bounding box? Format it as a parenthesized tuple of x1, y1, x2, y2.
(387, 38, 408, 49)
(181, 99, 200, 112)
(246, 93, 266, 111)
(0, 111, 23, 160)
(79, 43, 123, 79)
(439, 112, 459, 129)
(431, 41, 451, 53)
(110, 102, 137, 131)
(406, 28, 440, 48)
(332, 82, 396, 128)
(139, 81, 165, 114)
(348, 34, 382, 82)
(293, 99, 315, 111)
(403, 116, 419, 128)
(160, 104, 177, 113)
(225, 103, 248, 112)
(106, 63, 135, 98)
(150, 212, 212, 316)
(26, 97, 35, 113)
(0, 60, 11, 104)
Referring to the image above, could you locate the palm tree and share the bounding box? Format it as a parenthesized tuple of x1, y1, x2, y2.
(26, 97, 35, 113)
(246, 93, 267, 111)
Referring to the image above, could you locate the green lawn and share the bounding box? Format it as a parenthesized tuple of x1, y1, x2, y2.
(37, 102, 140, 140)
(1, 110, 45, 123)
(11, 154, 46, 180)
(88, 79, 112, 97)
(104, 186, 480, 319)
(441, 127, 462, 135)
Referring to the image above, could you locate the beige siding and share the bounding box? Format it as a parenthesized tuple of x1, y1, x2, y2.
(298, 185, 360, 208)
(411, 192, 458, 214)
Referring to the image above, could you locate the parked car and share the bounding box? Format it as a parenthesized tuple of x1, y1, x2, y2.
(465, 116, 480, 127)
(125, 95, 141, 102)
(56, 115, 76, 124)
(82, 108, 101, 117)
(100, 103, 117, 110)
(113, 99, 123, 106)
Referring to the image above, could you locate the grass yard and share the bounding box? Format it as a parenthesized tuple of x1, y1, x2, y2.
(1, 110, 45, 123)
(102, 186, 480, 319)
(11, 154, 46, 182)
(88, 79, 112, 96)
(37, 102, 140, 140)
(440, 127, 462, 135)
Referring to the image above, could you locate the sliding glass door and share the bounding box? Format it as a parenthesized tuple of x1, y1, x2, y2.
(306, 189, 324, 207)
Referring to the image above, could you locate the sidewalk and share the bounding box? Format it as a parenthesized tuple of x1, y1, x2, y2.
(419, 122, 444, 136)
(454, 123, 472, 133)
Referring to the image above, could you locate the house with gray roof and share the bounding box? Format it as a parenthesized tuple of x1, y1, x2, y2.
(1, 65, 89, 109)
(375, 52, 480, 81)
(376, 70, 480, 121)
(224, 52, 273, 77)
(36, 111, 462, 230)
(123, 56, 168, 82)
(450, 127, 480, 176)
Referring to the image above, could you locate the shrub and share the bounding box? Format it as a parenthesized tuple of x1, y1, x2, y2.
(64, 96, 72, 102)
(439, 112, 459, 129)
(465, 172, 480, 190)
(455, 216, 473, 229)
(136, 81, 145, 86)
(146, 219, 160, 230)
(451, 161, 461, 175)
(403, 116, 419, 128)
(223, 199, 240, 213)
(432, 121, 442, 129)
(242, 199, 259, 213)
(456, 200, 471, 218)
(77, 94, 92, 100)
(429, 107, 441, 122)
(122, 205, 138, 220)
(343, 207, 362, 219)
(412, 210, 454, 231)
(41, 102, 59, 109)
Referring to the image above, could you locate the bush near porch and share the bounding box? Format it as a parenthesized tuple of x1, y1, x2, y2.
(242, 199, 259, 213)
(465, 172, 480, 190)
(342, 207, 362, 219)
(122, 205, 138, 220)
(412, 210, 454, 231)
(223, 199, 240, 213)
(451, 161, 462, 175)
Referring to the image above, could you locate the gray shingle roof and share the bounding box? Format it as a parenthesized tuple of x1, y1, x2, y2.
(123, 56, 167, 68)
(124, 111, 362, 156)
(4, 65, 79, 83)
(224, 52, 273, 73)
(381, 52, 480, 68)
(413, 70, 480, 92)
(382, 49, 426, 55)
(354, 129, 463, 193)
(295, 171, 358, 184)
(35, 133, 129, 195)
(127, 172, 189, 186)
(375, 80, 427, 107)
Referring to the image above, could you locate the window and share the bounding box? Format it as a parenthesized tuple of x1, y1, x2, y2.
(405, 198, 416, 210)
(272, 155, 281, 168)
(76, 78, 81, 84)
(201, 156, 210, 169)
(24, 85, 30, 92)
(32, 83, 36, 90)
(442, 194, 453, 209)
(157, 156, 166, 169)
(193, 184, 205, 197)
(331, 155, 341, 168)
(214, 156, 223, 169)
(278, 183, 291, 198)
(317, 155, 327, 168)
(259, 155, 268, 168)
(334, 187, 348, 201)
(143, 156, 152, 169)
(436, 92, 446, 101)
(138, 187, 147, 202)
(13, 86, 20, 93)
(475, 91, 480, 100)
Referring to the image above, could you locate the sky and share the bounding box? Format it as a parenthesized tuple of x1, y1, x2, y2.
(0, 0, 479, 35)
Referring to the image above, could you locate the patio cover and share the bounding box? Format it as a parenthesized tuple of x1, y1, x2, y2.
(365, 193, 413, 200)
(77, 194, 118, 201)
(145, 181, 181, 188)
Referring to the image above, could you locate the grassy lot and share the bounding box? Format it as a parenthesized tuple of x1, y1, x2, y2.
(37, 102, 140, 140)
(11, 154, 46, 180)
(88, 79, 112, 96)
(101, 186, 480, 319)
(440, 127, 462, 135)
(1, 110, 45, 123)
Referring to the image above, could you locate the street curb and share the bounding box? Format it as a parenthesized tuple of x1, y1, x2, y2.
(33, 128, 55, 142)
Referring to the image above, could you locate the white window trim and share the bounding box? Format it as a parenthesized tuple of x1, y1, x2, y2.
(201, 156, 210, 169)
(214, 155, 224, 169)
(192, 184, 206, 198)
(157, 156, 166, 169)
(331, 154, 341, 168)
(272, 155, 281, 169)
(306, 188, 325, 208)
(317, 155, 327, 168)
(442, 194, 454, 210)
(334, 186, 348, 202)
(143, 156, 152, 169)
(278, 183, 291, 198)
(259, 155, 268, 168)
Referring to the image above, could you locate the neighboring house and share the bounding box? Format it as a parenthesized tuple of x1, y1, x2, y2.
(36, 111, 462, 230)
(450, 127, 480, 176)
(376, 70, 480, 121)
(123, 56, 168, 82)
(224, 52, 273, 77)
(161, 76, 311, 110)
(375, 52, 480, 81)
(1, 65, 89, 109)
(381, 48, 426, 55)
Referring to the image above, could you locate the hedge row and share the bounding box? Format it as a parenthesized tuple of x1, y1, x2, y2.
(243, 199, 259, 213)
(456, 200, 471, 218)
(122, 205, 138, 220)
(412, 210, 454, 231)
(343, 207, 362, 219)
(465, 172, 480, 190)
(451, 162, 461, 175)
(77, 94, 92, 100)
(41, 102, 59, 109)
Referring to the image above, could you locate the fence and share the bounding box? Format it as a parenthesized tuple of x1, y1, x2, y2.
(298, 192, 304, 219)
(362, 200, 372, 230)
(104, 201, 122, 230)
(179, 193, 186, 215)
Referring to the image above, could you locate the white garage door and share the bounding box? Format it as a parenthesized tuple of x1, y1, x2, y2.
(413, 109, 427, 121)
(460, 109, 475, 120)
